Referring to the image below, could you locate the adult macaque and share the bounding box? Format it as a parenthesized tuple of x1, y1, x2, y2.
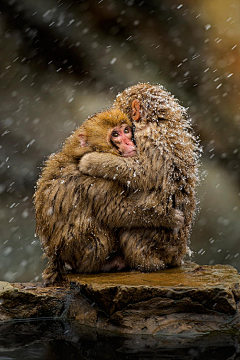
(79, 83, 200, 271)
(34, 108, 137, 285)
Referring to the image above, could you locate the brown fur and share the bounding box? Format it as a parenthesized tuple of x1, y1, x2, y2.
(34, 108, 135, 285)
(79, 83, 201, 271)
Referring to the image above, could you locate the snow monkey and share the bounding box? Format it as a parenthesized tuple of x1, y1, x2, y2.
(79, 83, 200, 272)
(34, 108, 137, 285)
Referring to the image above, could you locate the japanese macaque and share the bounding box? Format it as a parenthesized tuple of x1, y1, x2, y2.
(62, 108, 136, 158)
(79, 83, 200, 271)
(34, 108, 137, 285)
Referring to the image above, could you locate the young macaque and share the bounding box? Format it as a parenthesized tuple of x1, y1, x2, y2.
(34, 108, 136, 285)
(63, 108, 136, 159)
(79, 83, 200, 271)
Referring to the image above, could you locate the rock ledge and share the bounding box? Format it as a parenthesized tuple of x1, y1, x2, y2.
(0, 262, 240, 336)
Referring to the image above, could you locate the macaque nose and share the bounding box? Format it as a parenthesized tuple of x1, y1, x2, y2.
(123, 137, 133, 146)
(125, 140, 135, 149)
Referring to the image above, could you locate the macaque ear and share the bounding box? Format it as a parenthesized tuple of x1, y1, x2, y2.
(131, 99, 141, 121)
(78, 133, 88, 147)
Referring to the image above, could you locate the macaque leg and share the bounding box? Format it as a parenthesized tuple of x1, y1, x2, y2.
(119, 228, 187, 272)
(74, 228, 117, 273)
(42, 226, 117, 286)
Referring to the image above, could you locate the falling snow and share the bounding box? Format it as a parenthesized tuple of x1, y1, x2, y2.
(0, 0, 240, 286)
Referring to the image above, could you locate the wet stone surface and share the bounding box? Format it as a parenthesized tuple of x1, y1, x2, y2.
(0, 262, 240, 337)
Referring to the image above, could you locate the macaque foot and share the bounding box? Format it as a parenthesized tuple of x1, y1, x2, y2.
(101, 255, 126, 272)
(135, 259, 166, 272)
(42, 266, 64, 287)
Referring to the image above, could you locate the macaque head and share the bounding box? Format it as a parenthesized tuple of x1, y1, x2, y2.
(114, 83, 187, 125)
(63, 108, 136, 158)
(108, 122, 136, 157)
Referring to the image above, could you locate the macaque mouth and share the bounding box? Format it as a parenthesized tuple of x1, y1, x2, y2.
(116, 144, 136, 157)
(122, 149, 136, 157)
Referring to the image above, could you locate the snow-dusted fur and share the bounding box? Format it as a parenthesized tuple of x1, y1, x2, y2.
(114, 83, 200, 269)
(79, 83, 200, 271)
(34, 84, 200, 284)
(34, 108, 134, 284)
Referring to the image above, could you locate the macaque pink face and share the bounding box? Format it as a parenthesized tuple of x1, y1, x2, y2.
(110, 124, 136, 157)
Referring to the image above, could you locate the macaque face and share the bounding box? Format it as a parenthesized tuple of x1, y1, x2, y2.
(110, 124, 136, 157)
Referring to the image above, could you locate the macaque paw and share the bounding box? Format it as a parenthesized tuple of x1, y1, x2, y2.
(79, 152, 97, 175)
(169, 209, 184, 233)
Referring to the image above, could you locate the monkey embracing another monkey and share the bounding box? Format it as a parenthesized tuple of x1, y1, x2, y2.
(35, 84, 200, 285)
(79, 83, 201, 272)
(34, 108, 137, 285)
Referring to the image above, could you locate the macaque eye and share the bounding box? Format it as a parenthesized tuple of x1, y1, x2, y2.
(124, 127, 130, 134)
(111, 131, 119, 138)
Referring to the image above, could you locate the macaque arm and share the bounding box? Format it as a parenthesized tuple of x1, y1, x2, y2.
(112, 193, 184, 230)
(79, 152, 159, 191)
(81, 175, 179, 230)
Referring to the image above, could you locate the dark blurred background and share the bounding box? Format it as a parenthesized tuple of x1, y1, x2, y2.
(0, 0, 240, 282)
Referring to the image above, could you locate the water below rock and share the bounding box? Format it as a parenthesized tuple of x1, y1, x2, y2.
(0, 318, 239, 360)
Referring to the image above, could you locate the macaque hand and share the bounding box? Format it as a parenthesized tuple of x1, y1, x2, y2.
(167, 209, 184, 233)
(79, 152, 100, 176)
